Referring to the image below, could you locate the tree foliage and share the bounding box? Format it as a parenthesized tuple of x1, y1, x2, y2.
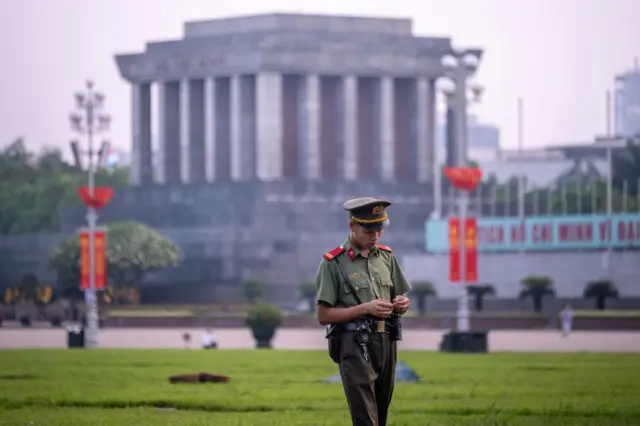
(483, 141, 640, 216)
(612, 139, 640, 196)
(0, 138, 130, 235)
(519, 276, 555, 313)
(467, 284, 496, 312)
(583, 279, 620, 310)
(410, 281, 437, 316)
(48, 221, 181, 294)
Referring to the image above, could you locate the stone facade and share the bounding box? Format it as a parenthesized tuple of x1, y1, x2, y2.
(114, 13, 478, 186)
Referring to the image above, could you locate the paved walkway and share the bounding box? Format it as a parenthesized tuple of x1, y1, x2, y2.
(1, 328, 640, 352)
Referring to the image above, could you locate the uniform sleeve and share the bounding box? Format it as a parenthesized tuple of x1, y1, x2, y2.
(315, 258, 339, 306)
(390, 254, 412, 295)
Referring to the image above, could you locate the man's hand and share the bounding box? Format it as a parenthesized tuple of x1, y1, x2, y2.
(392, 296, 410, 315)
(364, 299, 394, 318)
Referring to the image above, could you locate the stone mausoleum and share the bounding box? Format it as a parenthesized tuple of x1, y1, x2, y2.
(115, 12, 478, 185)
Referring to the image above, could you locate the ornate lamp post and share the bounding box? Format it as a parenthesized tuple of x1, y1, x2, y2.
(436, 52, 483, 333)
(69, 80, 113, 348)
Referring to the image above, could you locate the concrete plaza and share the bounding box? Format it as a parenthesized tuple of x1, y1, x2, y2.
(1, 328, 639, 352)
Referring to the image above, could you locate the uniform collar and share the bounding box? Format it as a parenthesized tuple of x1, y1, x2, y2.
(343, 237, 378, 261)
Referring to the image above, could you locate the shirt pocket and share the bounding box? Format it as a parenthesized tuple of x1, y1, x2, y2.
(375, 272, 393, 288)
(374, 273, 394, 300)
(342, 278, 370, 301)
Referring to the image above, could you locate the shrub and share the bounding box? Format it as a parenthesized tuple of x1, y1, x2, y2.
(245, 303, 283, 329)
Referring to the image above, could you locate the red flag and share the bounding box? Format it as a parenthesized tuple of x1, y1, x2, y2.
(448, 218, 461, 282)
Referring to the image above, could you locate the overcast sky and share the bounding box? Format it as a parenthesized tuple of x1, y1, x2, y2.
(0, 0, 638, 157)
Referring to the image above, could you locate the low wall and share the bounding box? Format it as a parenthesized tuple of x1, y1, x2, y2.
(95, 314, 640, 331)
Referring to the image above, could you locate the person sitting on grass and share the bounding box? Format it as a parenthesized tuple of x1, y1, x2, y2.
(201, 328, 217, 349)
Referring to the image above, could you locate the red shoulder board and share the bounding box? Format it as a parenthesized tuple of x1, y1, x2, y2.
(376, 244, 393, 252)
(323, 246, 345, 260)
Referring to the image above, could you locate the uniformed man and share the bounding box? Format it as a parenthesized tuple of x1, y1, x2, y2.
(315, 197, 411, 426)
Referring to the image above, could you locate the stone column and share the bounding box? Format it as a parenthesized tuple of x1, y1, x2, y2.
(303, 74, 320, 180)
(416, 78, 429, 182)
(379, 76, 395, 181)
(426, 79, 437, 180)
(204, 77, 216, 182)
(179, 79, 191, 183)
(157, 81, 181, 184)
(342, 75, 358, 181)
(130, 83, 152, 185)
(230, 75, 242, 181)
(187, 79, 206, 182)
(255, 72, 283, 181)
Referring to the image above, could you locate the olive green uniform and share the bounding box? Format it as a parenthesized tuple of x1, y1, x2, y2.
(316, 236, 411, 426)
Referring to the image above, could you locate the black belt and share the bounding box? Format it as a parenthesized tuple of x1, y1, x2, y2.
(341, 320, 390, 334)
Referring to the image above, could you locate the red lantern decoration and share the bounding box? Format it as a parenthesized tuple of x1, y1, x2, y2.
(77, 186, 114, 209)
(443, 166, 483, 192)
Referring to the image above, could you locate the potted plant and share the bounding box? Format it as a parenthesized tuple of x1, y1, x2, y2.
(583, 279, 619, 310)
(245, 303, 283, 349)
(519, 276, 555, 313)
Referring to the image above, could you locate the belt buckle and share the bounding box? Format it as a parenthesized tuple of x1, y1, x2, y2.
(376, 321, 385, 333)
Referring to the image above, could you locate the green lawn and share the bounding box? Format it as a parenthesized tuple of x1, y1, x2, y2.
(0, 350, 638, 425)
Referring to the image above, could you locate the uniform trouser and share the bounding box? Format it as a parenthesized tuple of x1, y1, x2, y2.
(338, 331, 397, 426)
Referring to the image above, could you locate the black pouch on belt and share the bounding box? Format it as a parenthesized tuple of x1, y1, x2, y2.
(325, 257, 363, 364)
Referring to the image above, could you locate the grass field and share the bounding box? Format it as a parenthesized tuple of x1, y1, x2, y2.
(0, 350, 639, 425)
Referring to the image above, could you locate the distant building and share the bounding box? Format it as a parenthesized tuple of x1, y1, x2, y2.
(614, 58, 640, 137)
(477, 137, 638, 188)
(436, 115, 500, 163)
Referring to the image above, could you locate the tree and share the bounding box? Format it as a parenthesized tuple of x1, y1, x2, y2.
(48, 221, 181, 296)
(242, 279, 263, 305)
(519, 276, 555, 313)
(583, 279, 620, 310)
(0, 139, 130, 235)
(298, 281, 316, 313)
(17, 273, 40, 302)
(612, 139, 640, 196)
(410, 281, 436, 316)
(467, 284, 496, 312)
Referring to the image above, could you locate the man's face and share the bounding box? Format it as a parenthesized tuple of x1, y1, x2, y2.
(350, 223, 383, 249)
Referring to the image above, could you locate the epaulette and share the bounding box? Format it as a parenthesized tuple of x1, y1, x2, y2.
(376, 244, 393, 252)
(323, 246, 345, 260)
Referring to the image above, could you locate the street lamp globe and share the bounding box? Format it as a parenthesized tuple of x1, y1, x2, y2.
(437, 77, 456, 96)
(441, 54, 459, 71)
(462, 53, 480, 72)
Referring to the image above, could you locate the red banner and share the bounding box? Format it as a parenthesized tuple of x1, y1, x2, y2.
(464, 218, 478, 282)
(79, 229, 107, 290)
(80, 231, 90, 290)
(448, 218, 461, 282)
(94, 229, 106, 290)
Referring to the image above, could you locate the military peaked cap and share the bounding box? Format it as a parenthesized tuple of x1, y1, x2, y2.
(343, 197, 392, 230)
